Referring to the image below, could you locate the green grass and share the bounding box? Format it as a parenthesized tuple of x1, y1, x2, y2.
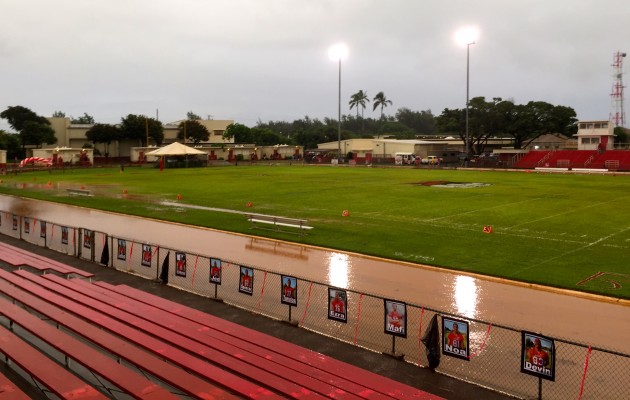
(2, 165, 630, 298)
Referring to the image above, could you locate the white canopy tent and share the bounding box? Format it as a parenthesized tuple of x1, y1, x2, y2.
(145, 142, 207, 156)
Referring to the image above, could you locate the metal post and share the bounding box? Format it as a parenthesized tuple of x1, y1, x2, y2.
(465, 43, 470, 167)
(337, 58, 342, 163)
(465, 41, 475, 167)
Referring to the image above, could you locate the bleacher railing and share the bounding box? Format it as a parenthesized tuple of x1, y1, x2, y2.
(1, 210, 629, 400)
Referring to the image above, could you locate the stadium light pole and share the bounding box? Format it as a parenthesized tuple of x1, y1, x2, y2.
(329, 43, 348, 163)
(455, 27, 479, 167)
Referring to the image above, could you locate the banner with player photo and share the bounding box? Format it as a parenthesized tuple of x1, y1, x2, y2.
(442, 317, 470, 360)
(521, 331, 555, 381)
(61, 227, 69, 244)
(175, 252, 187, 277)
(209, 258, 222, 284)
(141, 244, 152, 267)
(239, 266, 254, 295)
(384, 300, 407, 338)
(83, 229, 92, 249)
(327, 288, 347, 323)
(12, 215, 18, 231)
(40, 220, 46, 238)
(117, 239, 126, 260)
(24, 217, 30, 234)
(280, 275, 297, 306)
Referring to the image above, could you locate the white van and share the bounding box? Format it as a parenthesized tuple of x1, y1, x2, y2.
(394, 153, 416, 165)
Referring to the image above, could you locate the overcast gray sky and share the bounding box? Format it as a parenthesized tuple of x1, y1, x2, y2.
(2, 0, 629, 132)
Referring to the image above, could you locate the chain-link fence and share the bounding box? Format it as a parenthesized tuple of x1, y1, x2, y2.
(1, 209, 629, 400)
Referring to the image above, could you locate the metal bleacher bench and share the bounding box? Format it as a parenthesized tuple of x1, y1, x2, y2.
(66, 188, 92, 196)
(246, 213, 312, 235)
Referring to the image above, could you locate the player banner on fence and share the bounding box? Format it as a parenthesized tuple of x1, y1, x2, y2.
(141, 244, 152, 267)
(83, 229, 91, 249)
(442, 317, 470, 360)
(328, 288, 348, 323)
(521, 331, 555, 381)
(117, 239, 126, 260)
(61, 227, 69, 244)
(281, 275, 297, 306)
(40, 220, 46, 238)
(24, 217, 30, 234)
(175, 252, 187, 277)
(384, 299, 407, 338)
(239, 266, 254, 295)
(210, 258, 222, 284)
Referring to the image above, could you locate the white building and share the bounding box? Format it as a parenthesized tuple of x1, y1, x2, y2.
(574, 120, 614, 151)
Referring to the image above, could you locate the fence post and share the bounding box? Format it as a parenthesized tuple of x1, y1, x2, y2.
(156, 246, 160, 280)
(110, 235, 114, 267)
(90, 230, 95, 262)
(77, 229, 82, 259)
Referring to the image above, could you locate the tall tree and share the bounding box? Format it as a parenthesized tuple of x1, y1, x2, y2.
(223, 123, 253, 143)
(349, 90, 369, 118)
(86, 123, 122, 157)
(52, 111, 66, 118)
(507, 101, 578, 149)
(71, 113, 95, 124)
(614, 126, 629, 145)
(120, 114, 164, 146)
(0, 130, 22, 159)
(187, 111, 202, 120)
(436, 97, 578, 154)
(372, 92, 392, 119)
(0, 106, 57, 150)
(0, 105, 49, 131)
(349, 90, 370, 134)
(395, 108, 436, 134)
(251, 127, 286, 146)
(177, 120, 210, 144)
(19, 121, 57, 148)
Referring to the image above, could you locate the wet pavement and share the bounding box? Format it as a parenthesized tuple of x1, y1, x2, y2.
(0, 234, 511, 400)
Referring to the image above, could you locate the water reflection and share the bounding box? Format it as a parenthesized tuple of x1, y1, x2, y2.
(327, 252, 349, 288)
(245, 238, 309, 260)
(453, 275, 478, 319)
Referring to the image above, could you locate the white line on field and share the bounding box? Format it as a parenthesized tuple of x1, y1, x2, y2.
(510, 225, 630, 277)
(425, 197, 545, 222)
(506, 195, 630, 230)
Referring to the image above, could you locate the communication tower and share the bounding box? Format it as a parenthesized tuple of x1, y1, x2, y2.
(610, 51, 627, 127)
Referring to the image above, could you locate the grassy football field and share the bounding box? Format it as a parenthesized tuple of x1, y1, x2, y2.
(1, 164, 629, 298)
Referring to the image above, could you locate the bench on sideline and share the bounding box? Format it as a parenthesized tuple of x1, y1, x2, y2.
(0, 270, 281, 399)
(66, 188, 92, 196)
(0, 242, 93, 279)
(0, 370, 30, 399)
(247, 213, 312, 235)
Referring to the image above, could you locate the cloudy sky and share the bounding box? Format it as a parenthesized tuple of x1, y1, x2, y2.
(1, 0, 629, 131)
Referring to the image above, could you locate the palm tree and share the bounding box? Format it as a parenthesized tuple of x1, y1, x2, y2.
(372, 91, 393, 119)
(349, 90, 370, 134)
(349, 90, 370, 118)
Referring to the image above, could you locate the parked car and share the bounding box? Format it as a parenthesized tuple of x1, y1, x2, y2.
(421, 155, 442, 165)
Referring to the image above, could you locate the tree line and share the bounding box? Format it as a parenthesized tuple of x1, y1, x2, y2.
(5, 93, 616, 160)
(0, 107, 216, 159)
